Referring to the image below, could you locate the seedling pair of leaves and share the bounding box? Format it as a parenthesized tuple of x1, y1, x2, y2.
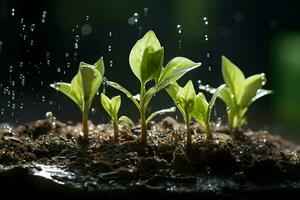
(50, 58, 105, 141)
(107, 30, 201, 143)
(167, 81, 224, 148)
(202, 56, 272, 131)
(101, 93, 133, 143)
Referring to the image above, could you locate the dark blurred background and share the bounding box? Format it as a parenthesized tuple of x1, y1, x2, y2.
(0, 0, 300, 142)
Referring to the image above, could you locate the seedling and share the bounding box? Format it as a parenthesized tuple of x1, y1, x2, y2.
(107, 30, 200, 143)
(167, 81, 196, 148)
(202, 56, 272, 131)
(50, 58, 105, 141)
(167, 81, 224, 147)
(191, 85, 225, 141)
(101, 93, 134, 143)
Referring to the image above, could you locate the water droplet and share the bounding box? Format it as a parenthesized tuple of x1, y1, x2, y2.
(178, 40, 182, 49)
(75, 35, 80, 42)
(109, 32, 112, 37)
(108, 45, 111, 52)
(57, 67, 61, 73)
(91, 108, 96, 114)
(203, 17, 207, 21)
(109, 60, 113, 67)
(133, 13, 139, 23)
(144, 7, 148, 16)
(215, 117, 222, 128)
(208, 66, 211, 71)
(67, 62, 70, 68)
(41, 95, 45, 102)
(86, 15, 90, 21)
(74, 42, 79, 49)
(206, 53, 210, 58)
(46, 111, 53, 119)
(30, 24, 36, 31)
(128, 17, 135, 25)
(20, 102, 24, 109)
(205, 34, 208, 41)
(42, 11, 47, 15)
(41, 19, 46, 24)
(81, 24, 92, 35)
(176, 24, 182, 34)
(11, 8, 15, 16)
(9, 66, 13, 73)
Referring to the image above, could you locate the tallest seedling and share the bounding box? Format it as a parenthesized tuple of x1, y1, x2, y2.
(108, 30, 201, 143)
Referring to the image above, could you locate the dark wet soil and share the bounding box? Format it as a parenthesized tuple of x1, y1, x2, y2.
(0, 117, 300, 199)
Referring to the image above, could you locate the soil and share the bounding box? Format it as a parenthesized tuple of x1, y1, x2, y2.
(0, 117, 300, 199)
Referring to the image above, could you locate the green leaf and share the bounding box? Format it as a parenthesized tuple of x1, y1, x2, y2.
(101, 93, 121, 120)
(218, 86, 234, 109)
(111, 95, 121, 117)
(238, 73, 265, 107)
(146, 107, 176, 124)
(191, 93, 208, 127)
(159, 57, 201, 83)
(207, 84, 225, 124)
(166, 83, 185, 116)
(106, 81, 140, 111)
(79, 64, 102, 106)
(250, 89, 273, 105)
(129, 30, 163, 83)
(119, 115, 134, 126)
(50, 82, 83, 111)
(95, 57, 105, 76)
(50, 59, 104, 112)
(222, 56, 245, 100)
(177, 80, 196, 112)
(143, 59, 201, 109)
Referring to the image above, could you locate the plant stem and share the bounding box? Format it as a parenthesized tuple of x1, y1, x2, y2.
(186, 113, 191, 149)
(140, 82, 147, 143)
(206, 122, 213, 141)
(113, 119, 119, 144)
(82, 102, 89, 141)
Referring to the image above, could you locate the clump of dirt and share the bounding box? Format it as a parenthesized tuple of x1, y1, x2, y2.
(0, 117, 300, 198)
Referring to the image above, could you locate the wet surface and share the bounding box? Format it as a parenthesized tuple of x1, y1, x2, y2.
(0, 118, 300, 199)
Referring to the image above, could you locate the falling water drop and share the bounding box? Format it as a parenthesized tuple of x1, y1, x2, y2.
(109, 32, 112, 37)
(144, 7, 149, 17)
(91, 108, 96, 114)
(30, 24, 36, 31)
(109, 60, 113, 67)
(86, 15, 90, 21)
(176, 24, 182, 34)
(133, 13, 139, 23)
(108, 45, 112, 52)
(75, 35, 80, 42)
(74, 42, 79, 49)
(11, 8, 15, 16)
(41, 96, 45, 102)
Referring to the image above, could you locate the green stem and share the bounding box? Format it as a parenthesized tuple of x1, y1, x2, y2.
(82, 101, 89, 141)
(186, 113, 191, 149)
(113, 119, 119, 144)
(205, 122, 213, 141)
(140, 82, 147, 143)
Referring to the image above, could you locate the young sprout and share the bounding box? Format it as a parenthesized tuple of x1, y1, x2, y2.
(101, 93, 133, 143)
(202, 56, 272, 131)
(167, 81, 196, 148)
(168, 81, 225, 146)
(191, 85, 225, 141)
(50, 58, 105, 141)
(107, 30, 200, 143)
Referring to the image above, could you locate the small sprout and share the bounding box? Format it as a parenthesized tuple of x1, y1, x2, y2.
(50, 57, 105, 141)
(202, 56, 272, 131)
(119, 115, 134, 126)
(101, 93, 129, 143)
(191, 85, 225, 141)
(167, 81, 196, 148)
(107, 30, 200, 143)
(101, 94, 134, 143)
